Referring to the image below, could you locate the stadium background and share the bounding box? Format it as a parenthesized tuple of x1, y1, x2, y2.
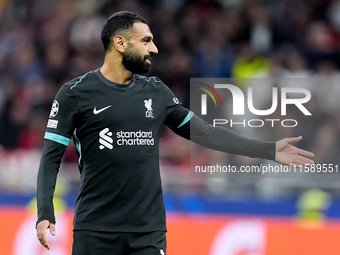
(1, 0, 340, 254)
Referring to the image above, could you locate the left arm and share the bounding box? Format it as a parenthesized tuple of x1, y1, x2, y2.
(165, 105, 314, 166)
(157, 78, 314, 166)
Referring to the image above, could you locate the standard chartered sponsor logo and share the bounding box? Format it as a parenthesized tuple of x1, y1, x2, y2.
(116, 130, 154, 146)
(99, 128, 113, 150)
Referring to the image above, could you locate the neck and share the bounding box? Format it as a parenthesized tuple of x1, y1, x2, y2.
(100, 54, 133, 84)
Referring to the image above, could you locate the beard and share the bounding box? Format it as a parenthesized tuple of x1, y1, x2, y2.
(122, 48, 153, 74)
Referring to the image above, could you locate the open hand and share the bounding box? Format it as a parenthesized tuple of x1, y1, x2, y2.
(275, 136, 314, 167)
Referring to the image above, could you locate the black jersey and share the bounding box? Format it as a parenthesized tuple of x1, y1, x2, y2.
(37, 69, 275, 232)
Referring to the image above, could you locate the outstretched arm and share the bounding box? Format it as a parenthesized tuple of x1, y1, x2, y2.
(275, 136, 314, 166)
(165, 106, 314, 165)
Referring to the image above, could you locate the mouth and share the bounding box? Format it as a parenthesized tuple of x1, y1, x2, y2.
(145, 54, 154, 65)
(145, 58, 152, 65)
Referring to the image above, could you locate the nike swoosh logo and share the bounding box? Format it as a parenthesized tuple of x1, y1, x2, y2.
(93, 105, 112, 114)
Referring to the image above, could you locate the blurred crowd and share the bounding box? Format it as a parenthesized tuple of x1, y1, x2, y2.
(1, 0, 340, 195)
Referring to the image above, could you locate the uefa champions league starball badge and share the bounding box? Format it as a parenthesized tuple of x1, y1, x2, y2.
(49, 100, 59, 118)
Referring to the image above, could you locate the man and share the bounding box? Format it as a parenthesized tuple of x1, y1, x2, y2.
(36, 11, 314, 255)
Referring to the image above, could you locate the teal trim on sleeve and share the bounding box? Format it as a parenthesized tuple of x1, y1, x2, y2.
(73, 131, 82, 165)
(177, 111, 194, 128)
(44, 132, 70, 146)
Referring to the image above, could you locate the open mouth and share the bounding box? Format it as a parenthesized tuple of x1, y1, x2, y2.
(145, 54, 154, 65)
(145, 58, 152, 65)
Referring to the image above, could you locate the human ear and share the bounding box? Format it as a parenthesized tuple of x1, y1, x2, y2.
(113, 35, 127, 53)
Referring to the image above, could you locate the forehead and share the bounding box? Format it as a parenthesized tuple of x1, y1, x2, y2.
(129, 22, 153, 38)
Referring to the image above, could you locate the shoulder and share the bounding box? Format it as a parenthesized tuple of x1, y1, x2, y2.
(54, 71, 94, 102)
(63, 71, 96, 90)
(56, 71, 98, 99)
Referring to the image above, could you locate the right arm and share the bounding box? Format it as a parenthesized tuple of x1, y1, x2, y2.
(37, 140, 67, 225)
(36, 82, 79, 250)
(36, 140, 67, 250)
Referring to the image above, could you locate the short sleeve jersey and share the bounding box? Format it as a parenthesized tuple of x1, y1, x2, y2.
(45, 69, 190, 232)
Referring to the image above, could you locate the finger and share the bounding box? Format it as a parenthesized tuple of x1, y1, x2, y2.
(298, 148, 314, 158)
(292, 156, 314, 166)
(297, 155, 314, 164)
(43, 240, 50, 250)
(286, 136, 302, 144)
(297, 153, 315, 163)
(38, 236, 50, 250)
(37, 230, 50, 250)
(50, 223, 56, 236)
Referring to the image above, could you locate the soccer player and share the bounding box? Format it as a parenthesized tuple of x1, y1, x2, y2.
(36, 11, 314, 255)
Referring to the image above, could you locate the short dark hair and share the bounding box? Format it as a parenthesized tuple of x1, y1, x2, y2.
(101, 11, 148, 52)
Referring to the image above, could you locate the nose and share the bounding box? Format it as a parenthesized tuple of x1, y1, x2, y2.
(149, 41, 158, 55)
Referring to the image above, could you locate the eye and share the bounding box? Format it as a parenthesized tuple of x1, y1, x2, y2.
(142, 37, 152, 44)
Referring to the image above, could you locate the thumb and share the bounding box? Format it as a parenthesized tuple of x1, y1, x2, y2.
(49, 223, 56, 236)
(285, 136, 302, 144)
